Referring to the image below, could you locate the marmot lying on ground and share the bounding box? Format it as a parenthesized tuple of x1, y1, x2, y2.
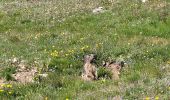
(103, 60, 124, 80)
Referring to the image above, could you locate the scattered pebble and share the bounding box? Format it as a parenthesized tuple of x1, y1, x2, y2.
(141, 0, 147, 3)
(92, 7, 105, 14)
(38, 73, 48, 78)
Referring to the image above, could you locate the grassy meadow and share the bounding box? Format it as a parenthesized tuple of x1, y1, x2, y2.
(0, 0, 170, 99)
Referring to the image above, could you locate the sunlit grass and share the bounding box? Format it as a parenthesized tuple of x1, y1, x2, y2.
(0, 0, 170, 99)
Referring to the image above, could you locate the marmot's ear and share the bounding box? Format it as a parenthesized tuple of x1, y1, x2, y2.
(120, 61, 125, 67)
(109, 60, 116, 64)
(102, 61, 110, 67)
(93, 54, 97, 60)
(102, 61, 106, 67)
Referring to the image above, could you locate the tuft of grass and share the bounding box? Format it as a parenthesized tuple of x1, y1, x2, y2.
(0, 67, 16, 81)
(97, 67, 112, 79)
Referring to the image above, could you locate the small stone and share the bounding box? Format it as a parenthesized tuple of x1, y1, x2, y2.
(141, 0, 147, 3)
(92, 7, 105, 14)
(11, 57, 19, 65)
(39, 73, 48, 78)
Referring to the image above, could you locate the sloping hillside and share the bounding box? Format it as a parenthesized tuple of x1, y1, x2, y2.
(0, 0, 170, 99)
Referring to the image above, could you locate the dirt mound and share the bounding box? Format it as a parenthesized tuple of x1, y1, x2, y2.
(9, 58, 38, 84)
(12, 67, 37, 84)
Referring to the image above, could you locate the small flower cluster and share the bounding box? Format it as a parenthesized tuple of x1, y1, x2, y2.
(95, 42, 103, 48)
(62, 49, 75, 57)
(50, 50, 58, 57)
(49, 42, 104, 58)
(145, 96, 159, 100)
(0, 84, 13, 95)
(81, 45, 89, 51)
(34, 33, 42, 39)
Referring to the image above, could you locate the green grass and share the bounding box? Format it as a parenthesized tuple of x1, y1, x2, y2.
(0, 0, 170, 99)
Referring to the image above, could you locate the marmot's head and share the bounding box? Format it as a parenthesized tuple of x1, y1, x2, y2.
(84, 54, 97, 63)
(103, 60, 125, 71)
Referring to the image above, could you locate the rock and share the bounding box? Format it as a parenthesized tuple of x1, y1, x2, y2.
(38, 73, 48, 78)
(141, 0, 147, 3)
(92, 7, 105, 14)
(10, 57, 19, 65)
(12, 58, 18, 63)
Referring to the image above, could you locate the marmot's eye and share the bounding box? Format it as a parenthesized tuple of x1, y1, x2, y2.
(116, 66, 121, 70)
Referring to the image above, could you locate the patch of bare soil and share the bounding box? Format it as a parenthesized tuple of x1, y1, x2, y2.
(12, 67, 37, 84)
(10, 58, 38, 84)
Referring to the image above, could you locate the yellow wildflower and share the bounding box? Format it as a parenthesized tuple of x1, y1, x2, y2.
(101, 78, 106, 83)
(85, 45, 89, 48)
(8, 91, 12, 94)
(66, 98, 69, 100)
(99, 42, 103, 45)
(45, 97, 48, 100)
(0, 89, 4, 92)
(6, 84, 12, 88)
(1, 84, 5, 87)
(68, 50, 71, 52)
(80, 38, 84, 40)
(81, 47, 85, 50)
(50, 50, 58, 57)
(96, 44, 99, 47)
(145, 97, 150, 100)
(68, 50, 74, 54)
(155, 96, 159, 100)
(71, 50, 74, 53)
(60, 50, 64, 53)
(54, 50, 57, 52)
(52, 45, 55, 48)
